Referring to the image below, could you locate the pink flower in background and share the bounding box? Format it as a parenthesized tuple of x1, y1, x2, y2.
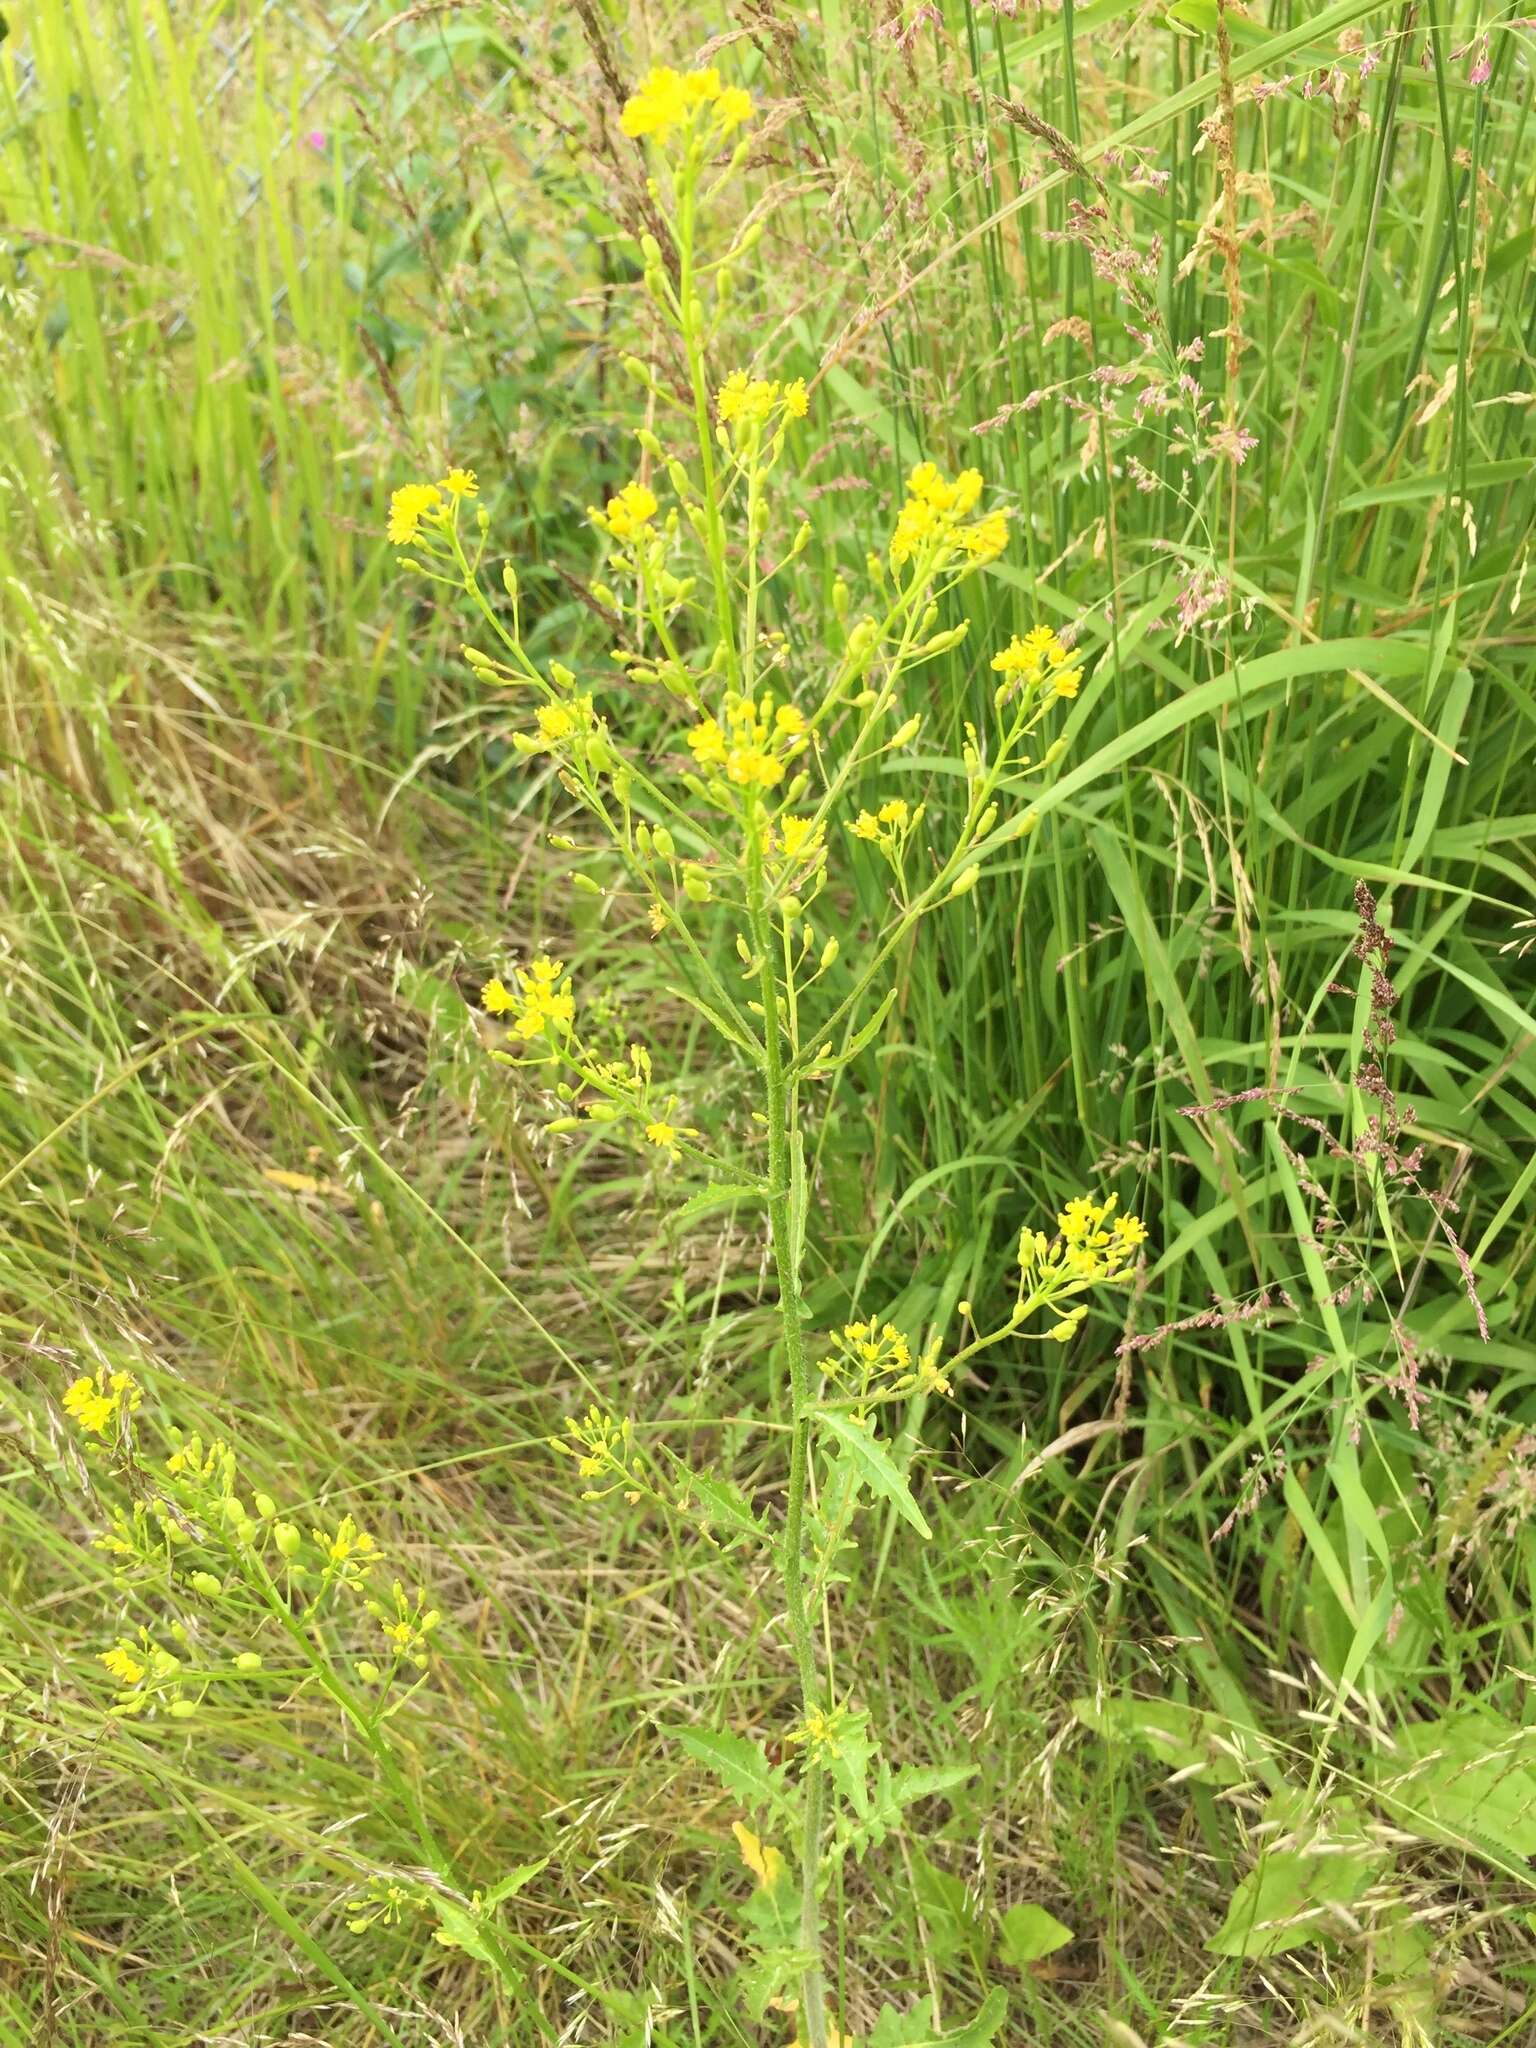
(1208, 422, 1260, 466)
(305, 129, 326, 153)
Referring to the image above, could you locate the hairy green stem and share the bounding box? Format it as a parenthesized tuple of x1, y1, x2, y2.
(747, 822, 828, 2048)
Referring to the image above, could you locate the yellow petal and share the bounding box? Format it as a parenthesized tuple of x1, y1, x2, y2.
(731, 1819, 787, 1890)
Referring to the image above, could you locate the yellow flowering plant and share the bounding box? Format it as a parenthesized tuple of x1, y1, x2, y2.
(48, 1369, 554, 1993)
(387, 59, 1148, 2045)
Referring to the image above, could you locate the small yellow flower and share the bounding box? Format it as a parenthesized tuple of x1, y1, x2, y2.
(537, 703, 578, 744)
(726, 747, 784, 789)
(62, 1370, 142, 1438)
(782, 378, 809, 419)
(780, 815, 820, 860)
(593, 480, 658, 543)
(906, 461, 981, 515)
(686, 694, 805, 795)
(313, 1513, 381, 1586)
(438, 467, 478, 498)
(503, 956, 576, 1042)
(889, 496, 937, 565)
(991, 623, 1079, 696)
(991, 636, 1038, 678)
(619, 65, 691, 140)
(917, 1352, 952, 1396)
(377, 1581, 442, 1671)
(686, 717, 727, 768)
(891, 461, 1004, 567)
(481, 977, 517, 1015)
(101, 1645, 146, 1688)
(386, 482, 442, 547)
(645, 1119, 677, 1150)
(620, 65, 751, 144)
(714, 84, 753, 132)
(957, 508, 1009, 558)
(717, 370, 778, 426)
(851, 811, 880, 841)
(877, 798, 909, 827)
(99, 1631, 183, 1715)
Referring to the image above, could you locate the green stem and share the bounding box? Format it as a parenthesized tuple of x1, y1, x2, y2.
(676, 163, 738, 682)
(746, 815, 828, 2048)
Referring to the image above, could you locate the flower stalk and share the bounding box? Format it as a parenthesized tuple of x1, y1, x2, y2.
(381, 58, 1147, 2040)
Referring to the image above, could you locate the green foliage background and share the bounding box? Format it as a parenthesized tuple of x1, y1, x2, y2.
(2, 0, 1533, 2041)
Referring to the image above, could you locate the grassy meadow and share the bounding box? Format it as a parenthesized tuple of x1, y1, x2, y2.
(3, 1, 1535, 2043)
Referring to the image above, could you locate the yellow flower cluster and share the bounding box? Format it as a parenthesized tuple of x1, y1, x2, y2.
(776, 814, 824, 870)
(890, 460, 1009, 567)
(817, 1316, 948, 1402)
(1016, 1193, 1151, 1342)
(165, 1430, 236, 1485)
(991, 624, 1084, 702)
(553, 1406, 644, 1503)
(787, 1700, 861, 1765)
(312, 1512, 383, 1588)
(850, 796, 913, 849)
(63, 1369, 142, 1437)
(620, 65, 752, 145)
(480, 957, 577, 1042)
(100, 1629, 192, 1719)
(346, 1878, 419, 1936)
(1058, 1192, 1149, 1274)
(686, 693, 808, 791)
(369, 1581, 442, 1672)
(386, 469, 477, 546)
(716, 370, 809, 434)
(824, 1318, 911, 1378)
(536, 695, 595, 746)
(589, 480, 658, 543)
